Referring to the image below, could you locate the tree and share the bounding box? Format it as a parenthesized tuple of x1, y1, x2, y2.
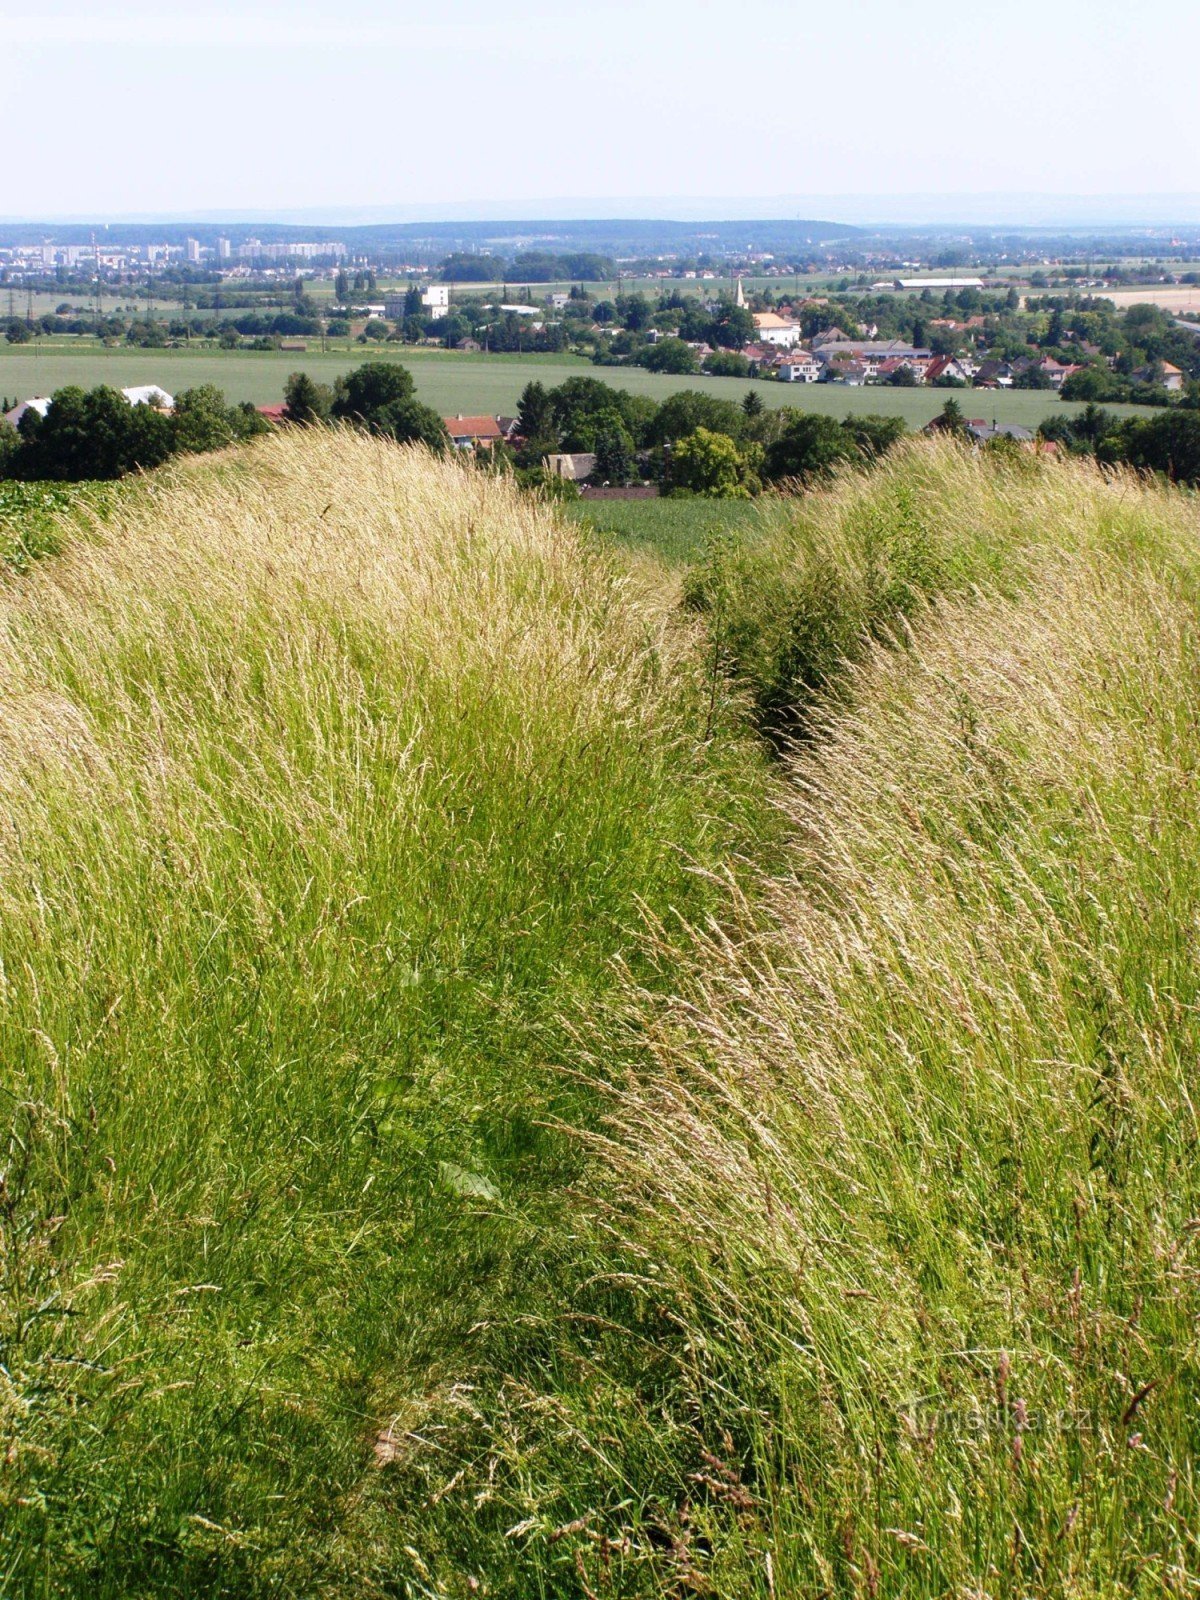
(842, 413, 906, 459)
(516, 380, 555, 443)
(440, 252, 502, 282)
(439, 313, 471, 348)
(1060, 366, 1120, 402)
(934, 397, 968, 436)
(592, 423, 635, 485)
(0, 418, 19, 474)
(643, 337, 697, 375)
(667, 428, 759, 498)
(283, 371, 334, 424)
(549, 376, 641, 450)
(763, 413, 857, 483)
(649, 390, 744, 447)
(742, 390, 764, 419)
(708, 301, 755, 349)
(173, 385, 234, 453)
(704, 351, 750, 378)
(372, 399, 449, 454)
(331, 362, 416, 424)
(1105, 411, 1200, 484)
(16, 386, 173, 480)
(617, 292, 652, 332)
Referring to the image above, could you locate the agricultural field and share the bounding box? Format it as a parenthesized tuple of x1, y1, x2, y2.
(568, 492, 771, 565)
(1098, 283, 1200, 313)
(0, 343, 1147, 427)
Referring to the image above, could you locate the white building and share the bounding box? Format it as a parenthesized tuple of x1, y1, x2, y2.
(4, 385, 173, 430)
(777, 350, 821, 382)
(121, 385, 174, 410)
(422, 284, 451, 314)
(751, 311, 803, 348)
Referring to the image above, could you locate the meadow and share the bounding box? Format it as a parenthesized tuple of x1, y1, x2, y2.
(0, 342, 1142, 427)
(568, 493, 772, 564)
(2, 433, 1200, 1596)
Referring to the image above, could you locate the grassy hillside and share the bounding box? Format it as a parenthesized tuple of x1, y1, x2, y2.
(3, 434, 1200, 1597)
(0, 430, 777, 1595)
(503, 452, 1200, 1597)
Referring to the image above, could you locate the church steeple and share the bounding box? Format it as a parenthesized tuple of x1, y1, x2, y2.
(734, 275, 746, 309)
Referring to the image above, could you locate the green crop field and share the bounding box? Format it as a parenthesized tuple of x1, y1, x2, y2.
(569, 493, 771, 565)
(0, 343, 1145, 428)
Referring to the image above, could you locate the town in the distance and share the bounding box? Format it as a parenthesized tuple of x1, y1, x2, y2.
(4, 216, 1200, 491)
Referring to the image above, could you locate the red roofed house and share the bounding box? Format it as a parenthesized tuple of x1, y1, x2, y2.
(257, 403, 289, 425)
(444, 413, 504, 449)
(923, 355, 970, 385)
(1037, 357, 1082, 390)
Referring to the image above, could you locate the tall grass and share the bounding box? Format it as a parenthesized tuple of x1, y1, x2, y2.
(7, 432, 1200, 1597)
(684, 442, 1192, 744)
(0, 429, 776, 1595)
(525, 455, 1200, 1596)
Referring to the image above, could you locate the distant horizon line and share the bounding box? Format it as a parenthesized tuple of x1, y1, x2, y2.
(5, 193, 1200, 232)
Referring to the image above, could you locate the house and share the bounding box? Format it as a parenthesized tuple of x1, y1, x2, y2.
(4, 384, 174, 430)
(968, 421, 1033, 444)
(121, 384, 174, 409)
(751, 311, 803, 348)
(544, 452, 597, 481)
(3, 396, 51, 428)
(974, 359, 1014, 389)
(549, 292, 570, 311)
(256, 403, 289, 425)
(924, 355, 970, 385)
(1132, 360, 1185, 392)
(821, 358, 869, 386)
(443, 413, 503, 449)
(422, 285, 451, 315)
(1036, 357, 1082, 390)
(811, 325, 852, 347)
(777, 349, 821, 383)
(923, 416, 1034, 445)
(875, 357, 922, 382)
(816, 340, 932, 380)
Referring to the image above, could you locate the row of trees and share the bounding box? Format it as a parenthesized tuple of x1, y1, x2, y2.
(509, 377, 908, 496)
(0, 385, 269, 481)
(282, 364, 448, 451)
(1039, 404, 1200, 484)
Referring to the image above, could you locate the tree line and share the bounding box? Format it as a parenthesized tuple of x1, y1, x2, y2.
(0, 386, 270, 481)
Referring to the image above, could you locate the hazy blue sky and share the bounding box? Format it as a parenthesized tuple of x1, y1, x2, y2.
(4, 0, 1198, 222)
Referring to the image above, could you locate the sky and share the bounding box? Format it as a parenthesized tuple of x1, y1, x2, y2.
(3, 0, 1199, 225)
